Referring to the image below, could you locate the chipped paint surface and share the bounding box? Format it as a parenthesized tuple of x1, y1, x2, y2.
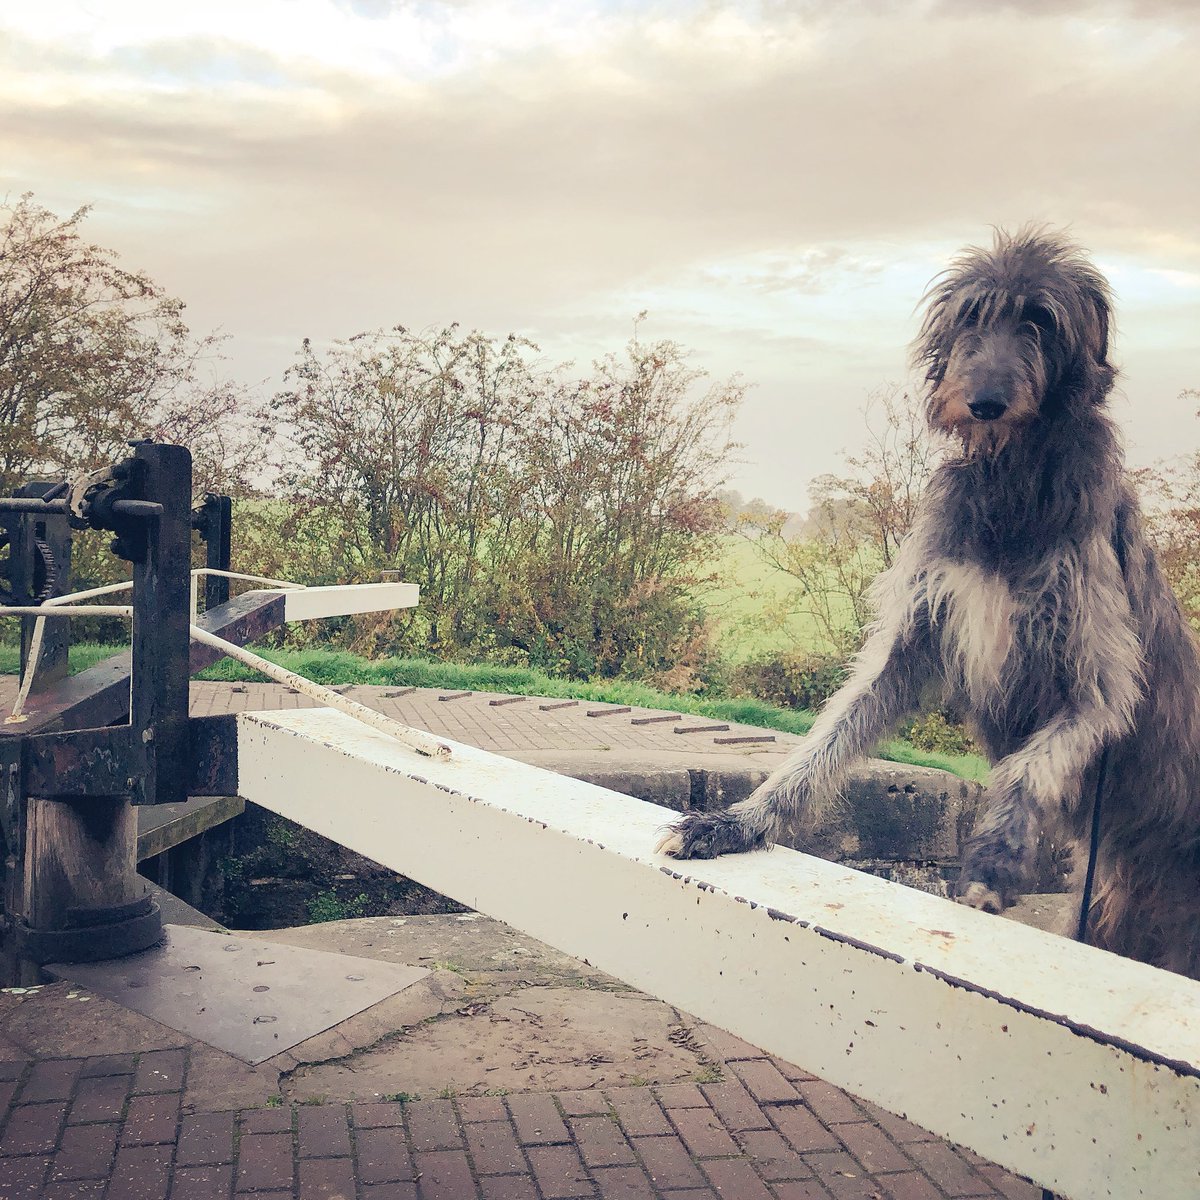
(236, 707, 1200, 1200)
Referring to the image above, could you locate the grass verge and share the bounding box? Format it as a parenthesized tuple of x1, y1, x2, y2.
(0, 642, 126, 675)
(0, 642, 988, 781)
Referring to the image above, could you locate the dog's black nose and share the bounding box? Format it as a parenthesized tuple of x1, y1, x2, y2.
(968, 394, 1007, 422)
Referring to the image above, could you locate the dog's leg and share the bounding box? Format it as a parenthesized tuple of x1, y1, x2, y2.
(959, 700, 1137, 913)
(656, 618, 933, 859)
(961, 543, 1143, 913)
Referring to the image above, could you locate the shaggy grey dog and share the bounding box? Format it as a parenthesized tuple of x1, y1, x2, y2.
(658, 226, 1200, 980)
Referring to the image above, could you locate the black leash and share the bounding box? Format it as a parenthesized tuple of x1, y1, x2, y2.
(1075, 745, 1110, 943)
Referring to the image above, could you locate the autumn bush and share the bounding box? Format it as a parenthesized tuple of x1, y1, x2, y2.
(898, 709, 978, 757)
(254, 322, 743, 680)
(1, 197, 745, 685)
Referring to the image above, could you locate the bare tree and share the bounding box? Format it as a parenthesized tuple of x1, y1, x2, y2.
(742, 385, 938, 656)
(0, 193, 257, 495)
(1135, 389, 1200, 630)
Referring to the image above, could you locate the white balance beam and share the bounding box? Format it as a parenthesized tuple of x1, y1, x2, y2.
(235, 708, 1200, 1200)
(248, 581, 419, 622)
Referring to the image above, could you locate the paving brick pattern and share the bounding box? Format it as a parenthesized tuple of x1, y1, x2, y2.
(0, 1050, 1042, 1199)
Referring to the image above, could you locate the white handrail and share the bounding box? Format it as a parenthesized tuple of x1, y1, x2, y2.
(0, 587, 448, 757)
(8, 582, 134, 722)
(188, 626, 450, 759)
(189, 568, 305, 619)
(7, 567, 306, 721)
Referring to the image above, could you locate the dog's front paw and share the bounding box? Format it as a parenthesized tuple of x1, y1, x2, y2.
(956, 839, 1025, 913)
(957, 880, 1008, 914)
(655, 810, 769, 860)
(956, 778, 1037, 914)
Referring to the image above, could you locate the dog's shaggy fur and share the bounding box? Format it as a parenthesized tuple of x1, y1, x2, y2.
(658, 226, 1200, 980)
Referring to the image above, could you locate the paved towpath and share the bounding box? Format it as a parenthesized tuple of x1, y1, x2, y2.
(185, 681, 799, 761)
(0, 1043, 1038, 1200)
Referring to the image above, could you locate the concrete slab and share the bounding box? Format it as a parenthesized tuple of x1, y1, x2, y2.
(288, 985, 707, 1102)
(142, 882, 225, 931)
(247, 911, 618, 983)
(0, 914, 712, 1105)
(47, 924, 429, 1064)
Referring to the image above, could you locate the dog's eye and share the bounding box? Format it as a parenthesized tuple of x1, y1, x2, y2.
(1024, 304, 1054, 333)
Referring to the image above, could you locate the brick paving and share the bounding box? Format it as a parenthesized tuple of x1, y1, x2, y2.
(0, 1048, 1043, 1199)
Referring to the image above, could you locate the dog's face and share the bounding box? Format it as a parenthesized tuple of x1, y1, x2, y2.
(914, 227, 1114, 457)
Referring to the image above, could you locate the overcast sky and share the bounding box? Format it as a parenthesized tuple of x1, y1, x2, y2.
(2, 0, 1197, 510)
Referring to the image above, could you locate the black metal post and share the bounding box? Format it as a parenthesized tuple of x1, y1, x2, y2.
(129, 443, 194, 807)
(195, 493, 233, 611)
(9, 483, 73, 691)
(0, 446, 290, 978)
(1, 443, 194, 974)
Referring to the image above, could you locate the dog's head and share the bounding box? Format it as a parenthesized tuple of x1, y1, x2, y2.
(913, 226, 1115, 456)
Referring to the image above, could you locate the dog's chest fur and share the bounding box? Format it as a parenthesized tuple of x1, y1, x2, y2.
(924, 561, 1024, 709)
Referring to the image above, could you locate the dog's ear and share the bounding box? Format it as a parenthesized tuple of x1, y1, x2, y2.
(1083, 286, 1111, 367)
(1076, 279, 1116, 398)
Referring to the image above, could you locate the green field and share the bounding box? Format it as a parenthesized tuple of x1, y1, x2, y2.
(0, 536, 849, 673)
(700, 535, 859, 662)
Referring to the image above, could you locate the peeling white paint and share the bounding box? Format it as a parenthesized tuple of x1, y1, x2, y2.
(236, 707, 1200, 1200)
